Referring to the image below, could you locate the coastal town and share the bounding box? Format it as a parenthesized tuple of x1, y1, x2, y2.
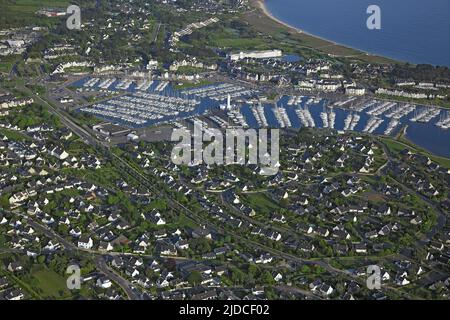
(0, 0, 449, 302)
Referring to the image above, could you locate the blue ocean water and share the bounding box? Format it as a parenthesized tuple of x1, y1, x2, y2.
(264, 0, 450, 67)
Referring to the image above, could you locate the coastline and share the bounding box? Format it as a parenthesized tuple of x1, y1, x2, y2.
(251, 0, 397, 63)
(255, 0, 331, 42)
(255, 0, 304, 34)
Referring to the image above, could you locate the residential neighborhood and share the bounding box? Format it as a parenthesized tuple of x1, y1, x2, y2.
(0, 0, 449, 304)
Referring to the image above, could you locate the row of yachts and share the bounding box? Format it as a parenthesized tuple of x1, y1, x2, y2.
(80, 92, 200, 126)
(181, 83, 254, 101)
(320, 110, 336, 129)
(226, 109, 249, 128)
(82, 77, 170, 93)
(230, 104, 401, 135)
(436, 113, 450, 129)
(343, 113, 360, 131)
(350, 100, 444, 125)
(295, 107, 315, 128)
(251, 104, 269, 127)
(410, 107, 442, 123)
(286, 95, 322, 106)
(242, 102, 447, 135)
(273, 107, 292, 128)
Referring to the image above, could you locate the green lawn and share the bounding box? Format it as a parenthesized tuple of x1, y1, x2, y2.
(28, 266, 71, 299)
(172, 213, 198, 229)
(381, 138, 409, 154)
(0, 128, 30, 141)
(0, 0, 68, 14)
(0, 61, 13, 74)
(176, 66, 206, 75)
(0, 0, 69, 28)
(0, 55, 18, 74)
(243, 192, 281, 215)
(209, 37, 267, 50)
(173, 80, 213, 90)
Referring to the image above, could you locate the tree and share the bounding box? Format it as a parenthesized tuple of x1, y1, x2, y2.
(0, 195, 9, 209)
(191, 238, 211, 253)
(230, 267, 246, 285)
(187, 271, 203, 286)
(260, 271, 275, 285)
(248, 264, 259, 278)
(37, 255, 46, 264)
(264, 287, 278, 299)
(300, 265, 311, 274)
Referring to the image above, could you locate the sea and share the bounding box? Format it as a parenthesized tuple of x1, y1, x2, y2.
(264, 0, 450, 67)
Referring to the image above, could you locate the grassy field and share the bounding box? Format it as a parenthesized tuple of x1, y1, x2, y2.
(209, 37, 267, 50)
(176, 65, 207, 75)
(19, 265, 72, 299)
(0, 128, 30, 141)
(0, 0, 69, 28)
(243, 192, 281, 215)
(173, 80, 213, 90)
(0, 55, 18, 75)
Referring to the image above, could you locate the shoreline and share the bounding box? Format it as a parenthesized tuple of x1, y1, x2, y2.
(252, 0, 398, 62)
(255, 0, 318, 40)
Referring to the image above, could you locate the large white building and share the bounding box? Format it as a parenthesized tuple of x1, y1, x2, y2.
(346, 86, 366, 96)
(299, 79, 341, 92)
(228, 50, 282, 61)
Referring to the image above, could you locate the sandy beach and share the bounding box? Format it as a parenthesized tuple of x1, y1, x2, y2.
(254, 0, 304, 34)
(254, 0, 340, 45)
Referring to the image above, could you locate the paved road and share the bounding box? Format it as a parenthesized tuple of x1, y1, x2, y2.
(19, 86, 106, 149)
(95, 256, 141, 300)
(379, 142, 447, 246)
(151, 22, 162, 44)
(14, 211, 139, 300)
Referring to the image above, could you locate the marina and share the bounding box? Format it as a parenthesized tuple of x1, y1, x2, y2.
(227, 109, 249, 128)
(320, 108, 336, 129)
(384, 104, 416, 119)
(180, 83, 255, 101)
(436, 112, 450, 130)
(72, 77, 259, 128)
(331, 96, 358, 109)
(136, 79, 154, 91)
(71, 77, 450, 157)
(410, 106, 441, 123)
(363, 116, 384, 134)
(287, 95, 303, 106)
(273, 106, 292, 128)
(384, 119, 400, 135)
(350, 100, 377, 112)
(208, 115, 230, 129)
(343, 113, 361, 131)
(295, 106, 315, 128)
(366, 101, 397, 117)
(79, 91, 201, 127)
(83, 77, 100, 88)
(97, 78, 116, 90)
(116, 79, 133, 91)
(250, 103, 269, 128)
(155, 81, 169, 92)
